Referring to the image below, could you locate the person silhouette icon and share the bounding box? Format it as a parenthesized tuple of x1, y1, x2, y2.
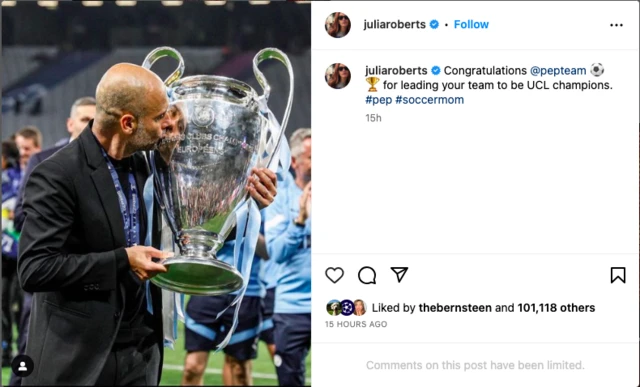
(11, 354, 34, 377)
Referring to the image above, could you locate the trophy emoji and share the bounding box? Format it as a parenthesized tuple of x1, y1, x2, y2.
(141, 47, 293, 295)
(366, 77, 379, 92)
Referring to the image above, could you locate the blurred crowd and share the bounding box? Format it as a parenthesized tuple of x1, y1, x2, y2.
(2, 2, 310, 55)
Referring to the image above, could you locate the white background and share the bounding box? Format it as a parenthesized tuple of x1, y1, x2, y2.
(311, 1, 639, 386)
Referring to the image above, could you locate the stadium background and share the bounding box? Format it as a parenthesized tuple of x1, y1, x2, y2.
(1, 1, 311, 385)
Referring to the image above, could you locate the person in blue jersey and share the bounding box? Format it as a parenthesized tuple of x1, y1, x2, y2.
(260, 169, 293, 366)
(265, 128, 312, 386)
(257, 246, 279, 360)
(258, 169, 291, 362)
(182, 218, 270, 386)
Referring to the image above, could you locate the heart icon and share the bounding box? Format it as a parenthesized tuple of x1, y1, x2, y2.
(325, 267, 344, 284)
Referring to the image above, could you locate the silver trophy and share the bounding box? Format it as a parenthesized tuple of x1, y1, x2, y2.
(142, 47, 293, 296)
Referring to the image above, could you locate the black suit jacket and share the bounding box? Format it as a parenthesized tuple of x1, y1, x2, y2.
(17, 125, 164, 386)
(13, 140, 69, 232)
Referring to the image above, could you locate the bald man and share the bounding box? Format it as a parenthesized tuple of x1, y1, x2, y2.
(17, 64, 278, 385)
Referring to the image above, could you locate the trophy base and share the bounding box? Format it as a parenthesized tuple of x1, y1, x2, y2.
(368, 87, 377, 92)
(150, 256, 243, 296)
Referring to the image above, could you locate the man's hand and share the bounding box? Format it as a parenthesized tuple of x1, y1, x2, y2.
(125, 246, 172, 281)
(295, 181, 311, 225)
(248, 167, 278, 209)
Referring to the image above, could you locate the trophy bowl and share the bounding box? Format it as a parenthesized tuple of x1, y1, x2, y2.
(144, 47, 292, 296)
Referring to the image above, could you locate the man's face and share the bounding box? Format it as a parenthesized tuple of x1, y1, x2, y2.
(130, 88, 170, 152)
(292, 137, 311, 183)
(67, 105, 96, 139)
(15, 136, 41, 168)
(157, 104, 185, 163)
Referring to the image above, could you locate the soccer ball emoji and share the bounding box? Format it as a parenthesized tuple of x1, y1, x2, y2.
(590, 63, 604, 77)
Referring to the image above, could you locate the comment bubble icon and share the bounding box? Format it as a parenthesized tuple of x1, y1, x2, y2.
(358, 266, 377, 285)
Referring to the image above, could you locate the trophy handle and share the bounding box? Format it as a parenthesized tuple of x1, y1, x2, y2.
(252, 48, 294, 169)
(141, 46, 185, 87)
(148, 150, 180, 242)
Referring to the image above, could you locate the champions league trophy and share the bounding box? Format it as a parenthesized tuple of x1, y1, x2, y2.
(142, 47, 293, 296)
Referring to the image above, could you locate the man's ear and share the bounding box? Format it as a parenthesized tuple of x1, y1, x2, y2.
(120, 114, 136, 135)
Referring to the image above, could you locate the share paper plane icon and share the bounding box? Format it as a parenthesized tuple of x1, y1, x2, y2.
(391, 267, 408, 283)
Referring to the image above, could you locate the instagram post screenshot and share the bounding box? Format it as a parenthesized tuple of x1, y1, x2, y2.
(0, 1, 637, 387)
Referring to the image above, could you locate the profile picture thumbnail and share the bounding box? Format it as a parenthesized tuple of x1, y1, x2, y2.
(354, 299, 367, 316)
(341, 299, 355, 316)
(325, 63, 351, 89)
(327, 299, 342, 316)
(325, 12, 351, 38)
